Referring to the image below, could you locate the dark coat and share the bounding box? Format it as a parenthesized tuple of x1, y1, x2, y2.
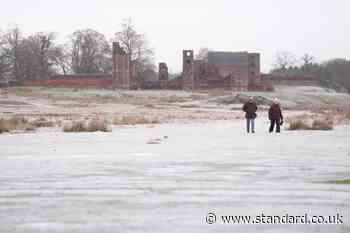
(243, 101, 258, 119)
(268, 103, 283, 120)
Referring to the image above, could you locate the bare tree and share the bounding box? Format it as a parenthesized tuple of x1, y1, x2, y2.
(25, 32, 57, 79)
(300, 53, 315, 73)
(0, 31, 11, 81)
(69, 29, 111, 74)
(15, 32, 64, 80)
(114, 18, 155, 80)
(51, 44, 71, 75)
(1, 27, 66, 81)
(3, 26, 23, 81)
(301, 53, 314, 66)
(273, 51, 296, 72)
(195, 47, 209, 60)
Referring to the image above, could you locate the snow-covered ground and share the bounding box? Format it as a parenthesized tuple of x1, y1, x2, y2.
(0, 120, 349, 233)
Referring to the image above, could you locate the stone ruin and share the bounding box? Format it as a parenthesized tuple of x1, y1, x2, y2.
(112, 42, 267, 91)
(112, 42, 170, 90)
(182, 49, 263, 91)
(158, 62, 169, 89)
(39, 42, 272, 91)
(112, 42, 137, 89)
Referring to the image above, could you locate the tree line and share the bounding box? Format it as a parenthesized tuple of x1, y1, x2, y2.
(271, 51, 350, 92)
(1, 20, 349, 92)
(0, 18, 154, 83)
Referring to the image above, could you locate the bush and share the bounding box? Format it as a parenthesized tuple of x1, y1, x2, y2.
(31, 117, 55, 128)
(62, 120, 86, 132)
(341, 111, 350, 121)
(86, 118, 111, 132)
(288, 120, 311, 130)
(311, 119, 333, 130)
(0, 117, 35, 133)
(0, 121, 7, 134)
(113, 116, 160, 125)
(62, 118, 111, 133)
(288, 118, 334, 131)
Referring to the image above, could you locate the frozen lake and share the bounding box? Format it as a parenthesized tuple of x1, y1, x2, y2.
(0, 120, 350, 233)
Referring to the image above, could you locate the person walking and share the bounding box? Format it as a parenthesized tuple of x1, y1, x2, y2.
(242, 96, 258, 133)
(268, 98, 283, 133)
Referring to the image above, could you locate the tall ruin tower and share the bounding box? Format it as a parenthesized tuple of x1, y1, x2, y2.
(158, 62, 169, 89)
(182, 50, 195, 90)
(248, 53, 261, 87)
(112, 42, 131, 89)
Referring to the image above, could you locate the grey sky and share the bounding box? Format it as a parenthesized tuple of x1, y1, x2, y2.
(1, 0, 349, 73)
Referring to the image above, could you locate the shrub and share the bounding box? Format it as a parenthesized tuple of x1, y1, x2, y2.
(341, 111, 350, 121)
(113, 116, 160, 125)
(62, 120, 85, 132)
(345, 111, 350, 119)
(31, 117, 55, 128)
(180, 104, 199, 108)
(62, 119, 111, 133)
(0, 117, 35, 133)
(288, 118, 334, 131)
(86, 118, 111, 132)
(311, 119, 333, 130)
(62, 121, 74, 132)
(288, 120, 311, 130)
(144, 104, 155, 108)
(0, 119, 9, 133)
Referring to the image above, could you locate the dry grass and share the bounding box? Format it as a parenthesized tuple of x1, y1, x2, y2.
(0, 117, 36, 133)
(336, 110, 350, 123)
(311, 119, 334, 130)
(0, 116, 57, 134)
(288, 117, 334, 131)
(311, 108, 350, 124)
(180, 104, 200, 108)
(198, 89, 232, 97)
(163, 95, 189, 103)
(62, 118, 111, 132)
(345, 111, 350, 120)
(62, 120, 84, 132)
(30, 117, 55, 128)
(113, 115, 160, 125)
(144, 104, 155, 108)
(288, 120, 312, 130)
(87, 118, 111, 132)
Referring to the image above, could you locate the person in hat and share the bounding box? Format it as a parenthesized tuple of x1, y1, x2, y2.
(268, 98, 283, 133)
(242, 96, 258, 133)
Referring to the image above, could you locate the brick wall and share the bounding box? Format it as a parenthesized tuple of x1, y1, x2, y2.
(23, 74, 114, 89)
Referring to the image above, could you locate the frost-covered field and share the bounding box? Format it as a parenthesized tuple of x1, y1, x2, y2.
(1, 86, 350, 129)
(0, 120, 349, 233)
(246, 85, 350, 109)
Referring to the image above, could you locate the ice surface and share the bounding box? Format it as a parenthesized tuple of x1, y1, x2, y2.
(0, 120, 349, 233)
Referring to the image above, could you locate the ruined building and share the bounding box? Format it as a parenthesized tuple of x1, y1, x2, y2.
(158, 63, 169, 89)
(112, 42, 137, 89)
(26, 43, 273, 91)
(182, 50, 262, 91)
(112, 42, 170, 90)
